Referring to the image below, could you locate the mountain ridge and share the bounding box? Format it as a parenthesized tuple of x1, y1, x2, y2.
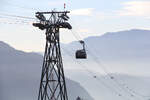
(1, 29, 150, 100)
(64, 29, 150, 62)
(0, 41, 94, 100)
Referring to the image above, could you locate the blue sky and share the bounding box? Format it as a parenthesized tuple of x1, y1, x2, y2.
(0, 0, 150, 52)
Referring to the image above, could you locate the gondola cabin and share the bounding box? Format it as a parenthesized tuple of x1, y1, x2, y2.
(75, 40, 87, 59)
(76, 49, 87, 59)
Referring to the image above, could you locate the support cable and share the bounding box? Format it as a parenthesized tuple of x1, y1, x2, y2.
(61, 46, 133, 100)
(69, 29, 143, 100)
(0, 12, 36, 20)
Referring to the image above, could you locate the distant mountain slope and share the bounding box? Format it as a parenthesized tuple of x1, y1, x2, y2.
(59, 29, 150, 100)
(65, 70, 150, 100)
(62, 29, 150, 76)
(84, 29, 150, 61)
(0, 41, 94, 100)
(0, 41, 43, 64)
(1, 29, 150, 100)
(64, 29, 150, 61)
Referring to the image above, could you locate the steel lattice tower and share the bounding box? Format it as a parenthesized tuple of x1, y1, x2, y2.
(33, 11, 72, 100)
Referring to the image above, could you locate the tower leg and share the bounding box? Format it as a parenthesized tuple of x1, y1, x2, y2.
(38, 27, 68, 100)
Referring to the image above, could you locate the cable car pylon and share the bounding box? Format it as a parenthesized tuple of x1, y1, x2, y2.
(33, 10, 72, 100)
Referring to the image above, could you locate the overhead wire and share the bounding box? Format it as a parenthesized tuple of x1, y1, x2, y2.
(70, 28, 150, 99)
(0, 16, 33, 25)
(0, 21, 31, 25)
(0, 13, 36, 20)
(0, 15, 34, 22)
(0, 11, 36, 25)
(61, 46, 131, 100)
(114, 75, 150, 98)
(84, 45, 142, 100)
(0, 5, 149, 99)
(0, 1, 39, 24)
(60, 36, 134, 100)
(69, 29, 143, 100)
(80, 33, 150, 99)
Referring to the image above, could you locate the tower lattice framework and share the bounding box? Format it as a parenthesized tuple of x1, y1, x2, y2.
(33, 11, 71, 100)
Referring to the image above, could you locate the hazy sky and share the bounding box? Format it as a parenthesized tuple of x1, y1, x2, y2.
(0, 0, 150, 52)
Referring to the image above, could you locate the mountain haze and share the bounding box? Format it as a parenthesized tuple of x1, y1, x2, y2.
(63, 29, 150, 76)
(0, 41, 94, 100)
(65, 29, 150, 61)
(1, 29, 150, 100)
(61, 29, 150, 100)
